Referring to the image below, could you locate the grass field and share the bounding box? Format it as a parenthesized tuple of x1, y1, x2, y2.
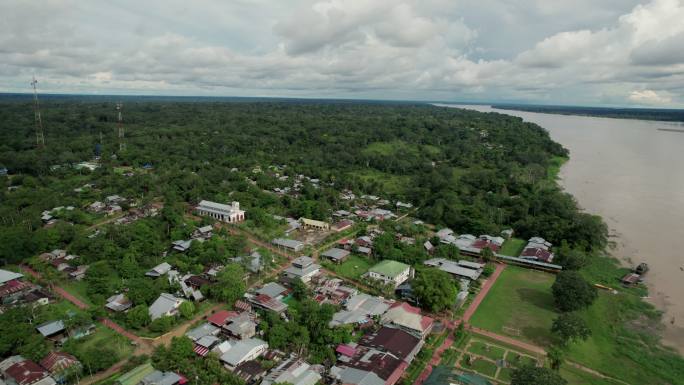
(469, 266, 557, 346)
(324, 254, 372, 280)
(468, 341, 506, 361)
(61, 280, 95, 307)
(460, 356, 498, 378)
(70, 325, 134, 362)
(500, 238, 526, 257)
(350, 169, 412, 196)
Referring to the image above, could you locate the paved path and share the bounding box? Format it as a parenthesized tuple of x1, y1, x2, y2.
(224, 225, 294, 261)
(413, 263, 506, 385)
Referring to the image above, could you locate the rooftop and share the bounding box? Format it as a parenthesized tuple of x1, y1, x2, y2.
(368, 260, 410, 278)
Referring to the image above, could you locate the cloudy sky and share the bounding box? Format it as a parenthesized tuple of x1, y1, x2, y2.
(1, 0, 684, 107)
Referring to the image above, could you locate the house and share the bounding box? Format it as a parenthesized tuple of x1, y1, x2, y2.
(520, 237, 554, 262)
(105, 195, 126, 204)
(148, 293, 184, 321)
(321, 248, 350, 264)
(271, 238, 305, 252)
(193, 335, 221, 357)
(224, 312, 257, 340)
(36, 320, 66, 339)
(363, 327, 423, 363)
(171, 240, 192, 253)
(146, 263, 172, 278)
(331, 342, 410, 385)
(140, 370, 183, 385)
(196, 200, 245, 223)
(3, 360, 55, 385)
(207, 310, 239, 327)
(283, 256, 321, 284)
(39, 352, 80, 381)
(105, 294, 132, 312)
(256, 282, 289, 299)
(423, 258, 482, 281)
(68, 266, 88, 281)
(332, 220, 354, 233)
(365, 260, 412, 288)
(185, 322, 219, 342)
(381, 302, 434, 338)
(220, 338, 268, 369)
(423, 241, 435, 254)
(192, 225, 213, 240)
(0, 269, 23, 285)
(396, 201, 413, 209)
(330, 293, 392, 327)
(300, 218, 329, 231)
(234, 360, 267, 384)
(260, 358, 321, 385)
(115, 363, 156, 385)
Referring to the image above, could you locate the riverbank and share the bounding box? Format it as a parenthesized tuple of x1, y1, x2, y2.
(448, 104, 684, 354)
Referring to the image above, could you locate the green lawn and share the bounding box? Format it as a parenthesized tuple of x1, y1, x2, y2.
(560, 365, 625, 385)
(468, 341, 506, 361)
(563, 293, 672, 385)
(498, 367, 514, 383)
(469, 266, 557, 346)
(325, 254, 372, 280)
(61, 280, 95, 307)
(349, 169, 412, 196)
(69, 325, 134, 361)
(500, 238, 526, 257)
(460, 357, 498, 378)
(506, 352, 538, 368)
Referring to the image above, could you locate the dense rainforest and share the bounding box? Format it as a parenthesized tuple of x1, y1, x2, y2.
(0, 96, 606, 266)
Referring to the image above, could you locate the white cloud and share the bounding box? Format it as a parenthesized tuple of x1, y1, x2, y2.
(628, 89, 673, 105)
(0, 0, 682, 106)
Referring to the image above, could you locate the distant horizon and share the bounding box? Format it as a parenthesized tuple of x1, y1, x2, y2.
(2, 91, 683, 111)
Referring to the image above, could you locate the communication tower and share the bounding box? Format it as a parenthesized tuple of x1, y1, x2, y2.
(30, 76, 45, 148)
(116, 103, 125, 151)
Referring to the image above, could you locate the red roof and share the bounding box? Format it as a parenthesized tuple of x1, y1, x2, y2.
(40, 351, 79, 373)
(194, 345, 210, 356)
(6, 360, 49, 385)
(521, 247, 553, 262)
(336, 344, 357, 357)
(207, 310, 238, 326)
(234, 300, 251, 312)
(472, 239, 501, 252)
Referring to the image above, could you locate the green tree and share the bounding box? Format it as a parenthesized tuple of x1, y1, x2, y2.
(480, 247, 495, 262)
(551, 271, 597, 312)
(208, 264, 246, 304)
(149, 315, 174, 333)
(412, 268, 457, 312)
(547, 345, 565, 371)
(17, 334, 50, 362)
(179, 301, 195, 319)
(127, 305, 151, 329)
(551, 312, 591, 346)
(511, 366, 567, 385)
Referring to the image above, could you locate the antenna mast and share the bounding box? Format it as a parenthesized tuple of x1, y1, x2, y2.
(31, 76, 45, 148)
(116, 103, 125, 151)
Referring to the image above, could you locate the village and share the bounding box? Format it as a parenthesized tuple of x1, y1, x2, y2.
(0, 162, 649, 385)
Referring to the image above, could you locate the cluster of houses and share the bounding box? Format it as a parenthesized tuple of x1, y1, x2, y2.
(0, 269, 52, 310)
(436, 229, 504, 257)
(87, 195, 127, 216)
(0, 352, 81, 385)
(114, 203, 162, 225)
(40, 206, 76, 225)
(38, 250, 89, 281)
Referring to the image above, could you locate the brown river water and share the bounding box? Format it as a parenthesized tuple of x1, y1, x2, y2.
(446, 104, 684, 352)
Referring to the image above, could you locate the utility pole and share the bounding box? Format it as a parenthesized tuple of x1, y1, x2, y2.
(116, 102, 125, 151)
(31, 76, 45, 148)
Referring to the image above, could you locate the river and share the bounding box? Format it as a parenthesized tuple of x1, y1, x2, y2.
(445, 104, 684, 352)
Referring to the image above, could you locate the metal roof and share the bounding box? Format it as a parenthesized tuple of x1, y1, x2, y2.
(0, 269, 23, 285)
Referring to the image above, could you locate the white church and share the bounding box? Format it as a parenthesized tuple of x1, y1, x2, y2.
(196, 200, 245, 223)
